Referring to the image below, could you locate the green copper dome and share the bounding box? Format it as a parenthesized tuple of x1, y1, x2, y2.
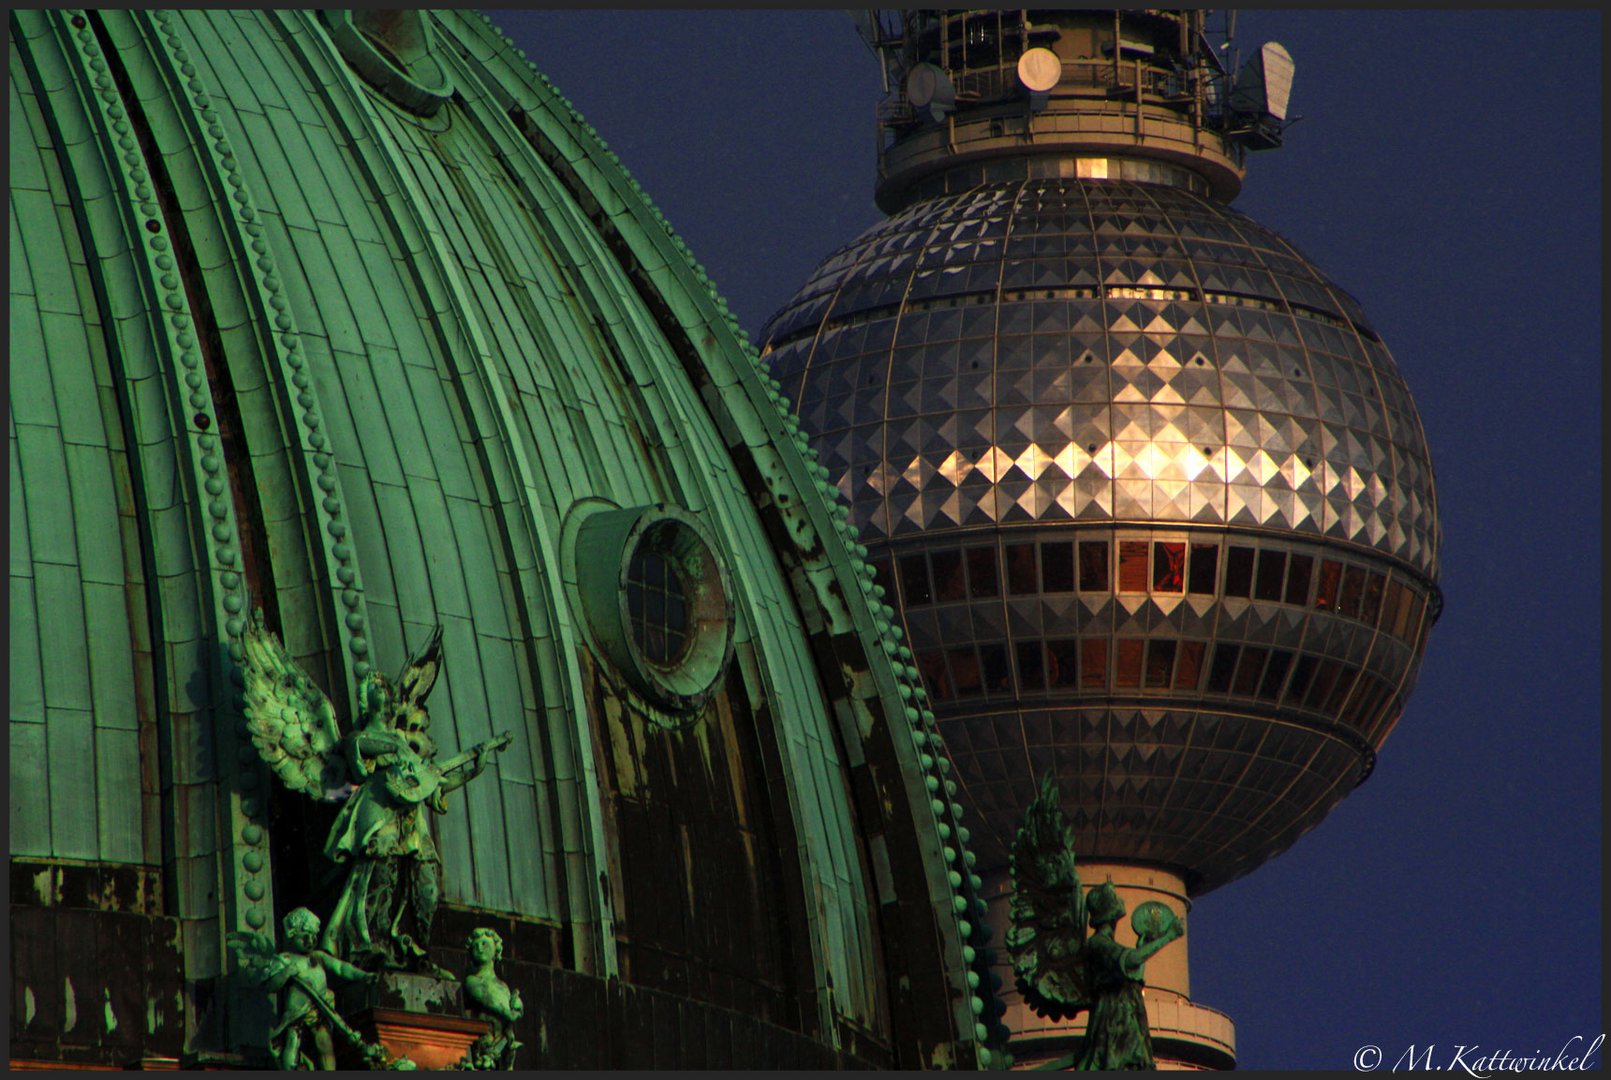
(10, 9, 1002, 1068)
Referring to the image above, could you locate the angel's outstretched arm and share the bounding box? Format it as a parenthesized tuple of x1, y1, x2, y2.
(437, 732, 513, 793)
(313, 949, 377, 985)
(1121, 918, 1184, 972)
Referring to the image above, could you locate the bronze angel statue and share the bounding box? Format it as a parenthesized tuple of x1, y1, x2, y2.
(1006, 773, 1185, 1070)
(241, 609, 512, 974)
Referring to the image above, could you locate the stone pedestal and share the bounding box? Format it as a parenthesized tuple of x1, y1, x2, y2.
(336, 972, 489, 1070)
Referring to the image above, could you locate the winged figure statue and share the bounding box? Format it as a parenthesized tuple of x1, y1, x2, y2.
(241, 609, 512, 974)
(1006, 773, 1185, 1070)
(227, 906, 394, 1069)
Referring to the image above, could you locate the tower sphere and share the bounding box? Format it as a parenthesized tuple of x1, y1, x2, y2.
(763, 11, 1441, 894)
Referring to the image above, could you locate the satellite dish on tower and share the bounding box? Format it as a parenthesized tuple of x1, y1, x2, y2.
(1228, 42, 1296, 150)
(1016, 47, 1062, 93)
(906, 62, 956, 121)
(1231, 41, 1295, 121)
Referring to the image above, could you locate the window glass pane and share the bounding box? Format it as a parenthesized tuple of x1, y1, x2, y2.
(1233, 646, 1268, 696)
(1368, 677, 1398, 728)
(1080, 639, 1108, 689)
(1187, 543, 1219, 594)
(1175, 640, 1205, 689)
(1224, 546, 1255, 597)
(1392, 586, 1416, 640)
(627, 551, 690, 666)
(980, 643, 1012, 694)
(1118, 540, 1149, 592)
(900, 553, 933, 606)
(929, 549, 966, 603)
(1041, 541, 1075, 592)
(1285, 654, 1318, 704)
(1016, 640, 1046, 692)
(1403, 592, 1426, 642)
(1258, 649, 1293, 700)
(1285, 553, 1314, 606)
(1206, 644, 1240, 693)
(1314, 559, 1342, 611)
(1152, 542, 1186, 592)
(1144, 639, 1177, 688)
(1047, 639, 1080, 689)
(1324, 663, 1360, 714)
(1079, 540, 1109, 591)
(1115, 639, 1144, 688)
(1006, 542, 1039, 595)
(1303, 659, 1341, 709)
(1339, 565, 1365, 618)
(1254, 549, 1287, 601)
(967, 547, 1000, 598)
(1381, 578, 1404, 633)
(1340, 673, 1378, 729)
(1361, 571, 1385, 625)
(917, 650, 953, 702)
(950, 647, 983, 696)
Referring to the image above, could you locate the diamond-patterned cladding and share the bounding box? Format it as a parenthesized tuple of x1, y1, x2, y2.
(764, 179, 1440, 894)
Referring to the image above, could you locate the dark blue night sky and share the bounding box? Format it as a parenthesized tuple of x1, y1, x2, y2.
(497, 10, 1603, 1070)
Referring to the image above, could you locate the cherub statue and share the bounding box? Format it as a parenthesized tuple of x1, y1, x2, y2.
(458, 928, 524, 1070)
(241, 610, 513, 974)
(1005, 773, 1185, 1070)
(228, 907, 385, 1069)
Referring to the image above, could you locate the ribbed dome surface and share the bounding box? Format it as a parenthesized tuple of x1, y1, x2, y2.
(764, 179, 1441, 891)
(10, 9, 1001, 1067)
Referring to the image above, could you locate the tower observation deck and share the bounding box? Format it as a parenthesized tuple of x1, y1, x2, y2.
(862, 9, 1294, 211)
(765, 9, 1441, 1070)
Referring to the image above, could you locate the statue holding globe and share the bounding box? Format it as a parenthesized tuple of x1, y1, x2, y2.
(1006, 774, 1186, 1070)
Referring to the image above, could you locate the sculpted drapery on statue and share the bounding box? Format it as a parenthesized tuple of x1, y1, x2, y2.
(1007, 774, 1185, 1070)
(240, 610, 513, 975)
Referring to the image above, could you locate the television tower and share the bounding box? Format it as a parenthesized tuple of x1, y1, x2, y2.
(764, 10, 1441, 1069)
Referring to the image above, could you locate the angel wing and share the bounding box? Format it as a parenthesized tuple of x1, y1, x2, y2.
(1005, 771, 1090, 1020)
(241, 608, 348, 799)
(394, 625, 443, 728)
(227, 930, 294, 991)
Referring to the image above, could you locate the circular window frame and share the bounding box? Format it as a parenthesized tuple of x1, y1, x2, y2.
(567, 502, 734, 716)
(321, 10, 454, 117)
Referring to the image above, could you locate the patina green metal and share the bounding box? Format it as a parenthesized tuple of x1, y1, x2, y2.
(321, 11, 454, 116)
(11, 8, 1006, 1067)
(227, 907, 400, 1070)
(241, 610, 510, 976)
(1007, 774, 1185, 1070)
(457, 929, 524, 1070)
